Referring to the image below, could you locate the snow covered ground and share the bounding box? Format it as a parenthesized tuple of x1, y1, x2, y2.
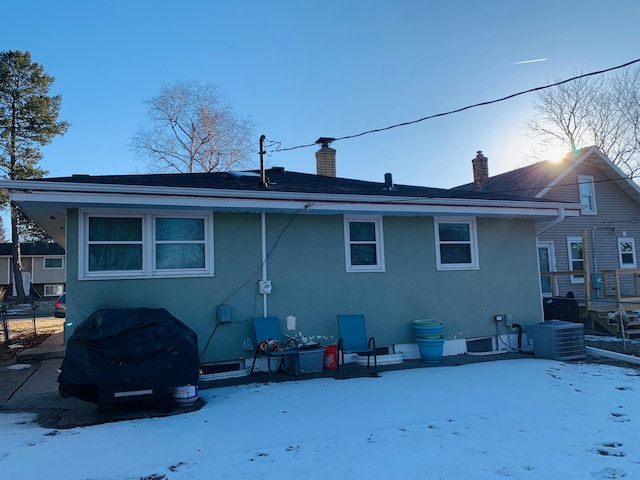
(0, 357, 638, 480)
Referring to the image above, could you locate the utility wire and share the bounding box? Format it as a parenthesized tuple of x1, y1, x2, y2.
(272, 58, 640, 153)
(199, 211, 301, 361)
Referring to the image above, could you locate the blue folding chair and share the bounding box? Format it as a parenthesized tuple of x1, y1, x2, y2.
(250, 317, 300, 380)
(337, 314, 378, 376)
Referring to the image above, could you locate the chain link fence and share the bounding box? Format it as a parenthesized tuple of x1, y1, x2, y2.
(0, 300, 63, 348)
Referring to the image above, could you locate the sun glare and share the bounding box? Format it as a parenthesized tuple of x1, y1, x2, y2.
(545, 145, 570, 163)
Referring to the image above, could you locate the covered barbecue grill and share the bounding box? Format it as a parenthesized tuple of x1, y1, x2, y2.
(58, 308, 199, 410)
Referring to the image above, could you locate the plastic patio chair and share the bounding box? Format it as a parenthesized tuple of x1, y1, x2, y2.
(250, 316, 300, 380)
(337, 314, 377, 376)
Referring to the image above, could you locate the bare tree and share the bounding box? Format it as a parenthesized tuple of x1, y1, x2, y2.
(526, 67, 640, 177)
(131, 82, 255, 173)
(612, 67, 640, 174)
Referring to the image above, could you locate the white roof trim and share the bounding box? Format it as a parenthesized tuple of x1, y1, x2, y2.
(534, 146, 597, 198)
(7, 188, 584, 218)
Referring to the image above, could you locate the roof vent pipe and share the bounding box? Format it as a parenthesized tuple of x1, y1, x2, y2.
(384, 173, 397, 191)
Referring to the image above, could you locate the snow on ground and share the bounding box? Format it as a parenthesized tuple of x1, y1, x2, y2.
(0, 358, 639, 480)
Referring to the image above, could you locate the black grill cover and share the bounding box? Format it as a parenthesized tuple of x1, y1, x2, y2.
(542, 297, 580, 323)
(58, 308, 199, 403)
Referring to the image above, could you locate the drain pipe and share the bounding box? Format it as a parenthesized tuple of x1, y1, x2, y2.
(261, 212, 268, 316)
(536, 207, 566, 235)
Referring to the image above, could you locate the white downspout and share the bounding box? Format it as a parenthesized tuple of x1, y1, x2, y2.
(261, 212, 268, 316)
(536, 208, 566, 235)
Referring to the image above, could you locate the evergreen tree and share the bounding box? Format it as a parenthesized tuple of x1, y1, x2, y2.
(0, 51, 68, 301)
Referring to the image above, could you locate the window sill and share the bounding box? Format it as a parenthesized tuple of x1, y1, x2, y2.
(346, 268, 386, 273)
(436, 264, 479, 271)
(80, 272, 216, 281)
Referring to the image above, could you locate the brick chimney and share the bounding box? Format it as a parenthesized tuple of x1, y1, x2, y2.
(315, 137, 336, 177)
(472, 150, 489, 190)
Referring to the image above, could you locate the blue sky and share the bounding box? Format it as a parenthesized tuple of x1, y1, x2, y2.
(3, 0, 640, 189)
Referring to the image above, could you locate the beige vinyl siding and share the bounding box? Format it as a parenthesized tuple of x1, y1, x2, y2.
(537, 152, 640, 301)
(32, 257, 66, 284)
(0, 255, 66, 296)
(0, 258, 10, 284)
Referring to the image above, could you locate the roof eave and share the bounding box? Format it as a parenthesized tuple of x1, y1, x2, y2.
(4, 180, 583, 249)
(7, 185, 583, 217)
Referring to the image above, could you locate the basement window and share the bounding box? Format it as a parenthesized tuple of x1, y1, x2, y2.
(44, 284, 64, 297)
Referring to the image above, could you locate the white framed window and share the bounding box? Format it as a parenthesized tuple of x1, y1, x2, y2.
(44, 284, 64, 297)
(343, 215, 385, 272)
(577, 175, 597, 214)
(79, 210, 214, 279)
(86, 215, 144, 276)
(618, 237, 637, 269)
(44, 257, 64, 269)
(153, 216, 207, 273)
(435, 217, 479, 270)
(567, 236, 585, 283)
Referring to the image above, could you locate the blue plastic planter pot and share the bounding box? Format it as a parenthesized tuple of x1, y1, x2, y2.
(415, 333, 443, 339)
(413, 319, 443, 337)
(415, 336, 445, 364)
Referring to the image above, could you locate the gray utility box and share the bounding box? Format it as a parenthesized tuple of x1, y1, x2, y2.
(527, 320, 586, 361)
(284, 346, 325, 374)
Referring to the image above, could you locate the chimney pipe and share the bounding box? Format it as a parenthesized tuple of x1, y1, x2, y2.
(472, 150, 489, 190)
(315, 137, 336, 177)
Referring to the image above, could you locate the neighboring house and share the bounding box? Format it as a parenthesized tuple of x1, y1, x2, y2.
(453, 148, 640, 335)
(0, 242, 66, 299)
(0, 142, 583, 363)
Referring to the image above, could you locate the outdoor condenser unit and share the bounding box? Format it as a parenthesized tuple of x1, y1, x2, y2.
(527, 320, 586, 361)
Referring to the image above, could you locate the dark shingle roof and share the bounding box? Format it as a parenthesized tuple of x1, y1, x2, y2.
(0, 243, 64, 256)
(451, 148, 590, 199)
(44, 168, 527, 202)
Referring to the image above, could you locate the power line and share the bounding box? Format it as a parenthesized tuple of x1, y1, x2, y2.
(272, 58, 640, 154)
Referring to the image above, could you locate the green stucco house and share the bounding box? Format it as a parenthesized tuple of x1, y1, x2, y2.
(1, 144, 584, 364)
